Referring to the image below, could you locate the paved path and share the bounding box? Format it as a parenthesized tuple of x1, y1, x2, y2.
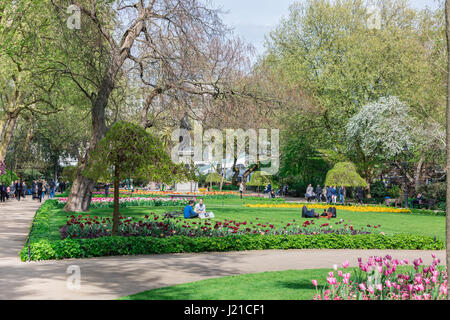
(0, 197, 446, 300)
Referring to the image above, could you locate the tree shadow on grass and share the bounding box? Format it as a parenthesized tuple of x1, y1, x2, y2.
(276, 279, 316, 291)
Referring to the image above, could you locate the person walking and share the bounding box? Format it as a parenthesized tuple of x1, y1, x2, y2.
(37, 180, 43, 202)
(0, 183, 7, 202)
(357, 187, 364, 204)
(239, 181, 244, 199)
(326, 186, 332, 204)
(49, 179, 56, 199)
(105, 182, 110, 198)
(331, 186, 337, 204)
(15, 180, 22, 201)
(316, 185, 322, 202)
(21, 181, 27, 199)
(267, 182, 272, 199)
(338, 186, 344, 204)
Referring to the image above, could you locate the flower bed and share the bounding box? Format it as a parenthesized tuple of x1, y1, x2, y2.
(59, 213, 378, 239)
(244, 203, 412, 213)
(312, 254, 447, 300)
(56, 197, 195, 209)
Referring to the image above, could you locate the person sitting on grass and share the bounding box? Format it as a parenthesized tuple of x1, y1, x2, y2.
(302, 205, 319, 218)
(194, 198, 206, 215)
(320, 207, 337, 219)
(184, 200, 198, 219)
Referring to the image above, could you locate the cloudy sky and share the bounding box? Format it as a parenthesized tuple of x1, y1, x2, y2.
(210, 0, 441, 61)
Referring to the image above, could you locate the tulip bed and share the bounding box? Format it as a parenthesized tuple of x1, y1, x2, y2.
(119, 254, 447, 300)
(20, 198, 446, 261)
(312, 254, 447, 300)
(56, 197, 195, 209)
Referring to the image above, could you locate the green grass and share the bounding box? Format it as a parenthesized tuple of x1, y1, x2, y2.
(119, 265, 436, 300)
(39, 198, 445, 242)
(119, 269, 330, 300)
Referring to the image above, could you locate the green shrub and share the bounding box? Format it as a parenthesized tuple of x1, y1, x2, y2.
(21, 233, 444, 261)
(417, 182, 446, 202)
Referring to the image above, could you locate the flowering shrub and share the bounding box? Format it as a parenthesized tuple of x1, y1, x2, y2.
(244, 203, 412, 213)
(56, 197, 195, 209)
(60, 214, 378, 239)
(312, 254, 448, 300)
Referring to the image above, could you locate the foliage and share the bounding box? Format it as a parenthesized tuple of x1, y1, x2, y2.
(324, 162, 368, 187)
(0, 169, 18, 185)
(417, 182, 446, 201)
(21, 232, 444, 262)
(247, 171, 271, 187)
(61, 166, 77, 183)
(205, 172, 222, 185)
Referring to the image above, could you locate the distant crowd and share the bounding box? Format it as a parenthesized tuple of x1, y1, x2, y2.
(0, 179, 68, 203)
(304, 184, 364, 204)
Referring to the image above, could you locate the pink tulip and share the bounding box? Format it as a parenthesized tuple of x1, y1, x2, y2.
(359, 283, 366, 291)
(312, 280, 318, 287)
(342, 261, 350, 269)
(385, 280, 392, 288)
(376, 284, 383, 291)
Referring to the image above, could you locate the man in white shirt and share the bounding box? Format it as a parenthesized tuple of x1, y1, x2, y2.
(194, 199, 206, 214)
(194, 199, 215, 218)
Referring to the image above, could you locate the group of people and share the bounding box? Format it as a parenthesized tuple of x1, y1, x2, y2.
(305, 184, 365, 204)
(302, 205, 337, 219)
(183, 199, 214, 219)
(305, 184, 345, 204)
(30, 179, 57, 202)
(0, 181, 27, 202)
(0, 179, 61, 204)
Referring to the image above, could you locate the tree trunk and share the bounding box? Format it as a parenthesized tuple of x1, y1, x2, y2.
(64, 10, 148, 212)
(414, 156, 424, 192)
(445, 0, 450, 301)
(231, 156, 239, 185)
(0, 113, 9, 141)
(242, 163, 259, 190)
(112, 165, 120, 236)
(0, 115, 18, 163)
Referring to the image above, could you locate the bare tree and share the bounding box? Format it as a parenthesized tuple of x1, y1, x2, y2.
(47, 0, 237, 211)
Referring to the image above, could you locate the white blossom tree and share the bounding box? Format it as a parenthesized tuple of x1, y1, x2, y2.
(346, 96, 416, 159)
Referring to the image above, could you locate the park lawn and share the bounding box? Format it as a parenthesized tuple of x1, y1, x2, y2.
(118, 265, 435, 300)
(38, 198, 445, 242)
(119, 269, 330, 300)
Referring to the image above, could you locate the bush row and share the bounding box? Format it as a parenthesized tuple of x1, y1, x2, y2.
(21, 233, 444, 262)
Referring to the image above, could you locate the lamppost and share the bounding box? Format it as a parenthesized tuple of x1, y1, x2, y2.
(403, 144, 408, 208)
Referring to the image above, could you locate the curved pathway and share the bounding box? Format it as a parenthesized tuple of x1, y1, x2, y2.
(0, 197, 445, 300)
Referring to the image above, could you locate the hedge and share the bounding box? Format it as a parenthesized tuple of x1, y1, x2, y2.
(20, 233, 444, 262)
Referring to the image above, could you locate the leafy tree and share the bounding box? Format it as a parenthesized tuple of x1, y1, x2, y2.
(247, 171, 271, 193)
(324, 162, 368, 188)
(83, 121, 186, 235)
(205, 172, 222, 189)
(61, 166, 78, 183)
(0, 169, 18, 186)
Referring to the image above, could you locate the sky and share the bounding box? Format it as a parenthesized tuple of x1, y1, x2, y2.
(210, 0, 441, 61)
